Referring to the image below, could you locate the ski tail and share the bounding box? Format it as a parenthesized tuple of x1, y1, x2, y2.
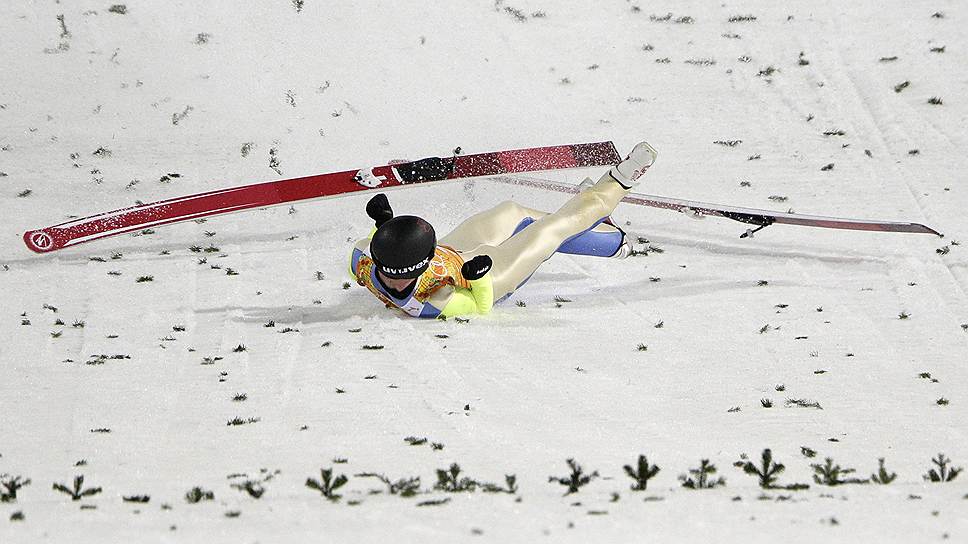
(493, 175, 942, 237)
(24, 142, 621, 254)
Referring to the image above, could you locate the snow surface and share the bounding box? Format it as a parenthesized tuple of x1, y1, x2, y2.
(2, 1, 968, 542)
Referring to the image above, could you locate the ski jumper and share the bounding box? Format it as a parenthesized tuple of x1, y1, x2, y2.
(351, 242, 489, 318)
(350, 171, 630, 318)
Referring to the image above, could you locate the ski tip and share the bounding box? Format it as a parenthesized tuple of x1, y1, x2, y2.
(23, 229, 58, 253)
(916, 224, 943, 237)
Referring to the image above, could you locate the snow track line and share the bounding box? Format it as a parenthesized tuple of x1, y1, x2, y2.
(811, 5, 968, 337)
(849, 77, 968, 317)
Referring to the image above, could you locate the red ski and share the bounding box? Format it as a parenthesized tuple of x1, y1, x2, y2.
(494, 175, 941, 237)
(24, 142, 620, 253)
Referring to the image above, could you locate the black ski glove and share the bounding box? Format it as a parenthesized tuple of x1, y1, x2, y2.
(461, 255, 492, 281)
(366, 193, 393, 228)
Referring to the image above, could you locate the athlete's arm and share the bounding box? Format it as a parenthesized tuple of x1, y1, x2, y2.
(351, 194, 394, 278)
(438, 255, 494, 317)
(349, 229, 377, 279)
(440, 276, 494, 317)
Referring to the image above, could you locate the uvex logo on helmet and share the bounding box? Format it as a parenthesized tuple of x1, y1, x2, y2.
(378, 255, 431, 276)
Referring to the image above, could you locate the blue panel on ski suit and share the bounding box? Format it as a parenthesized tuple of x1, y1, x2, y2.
(511, 217, 623, 258)
(351, 247, 365, 274)
(493, 216, 622, 303)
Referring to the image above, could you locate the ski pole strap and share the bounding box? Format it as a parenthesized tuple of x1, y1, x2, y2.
(739, 224, 771, 239)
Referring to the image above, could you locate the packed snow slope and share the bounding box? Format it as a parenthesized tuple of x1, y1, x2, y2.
(2, 1, 967, 542)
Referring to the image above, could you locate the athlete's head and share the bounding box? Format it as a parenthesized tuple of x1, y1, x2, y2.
(370, 215, 436, 280)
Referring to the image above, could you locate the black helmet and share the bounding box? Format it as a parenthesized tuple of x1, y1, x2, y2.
(370, 215, 436, 279)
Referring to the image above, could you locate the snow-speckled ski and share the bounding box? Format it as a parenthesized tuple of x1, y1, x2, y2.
(23, 142, 621, 253)
(494, 175, 942, 237)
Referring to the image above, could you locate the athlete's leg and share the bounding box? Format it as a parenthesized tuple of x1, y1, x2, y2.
(440, 201, 548, 252)
(485, 171, 629, 298)
(483, 141, 657, 299)
(441, 188, 626, 257)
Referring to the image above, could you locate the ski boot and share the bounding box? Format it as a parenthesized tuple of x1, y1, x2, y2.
(610, 141, 657, 189)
